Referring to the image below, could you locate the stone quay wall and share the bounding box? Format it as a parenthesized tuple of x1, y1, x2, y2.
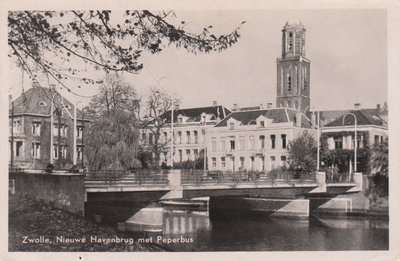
(9, 171, 85, 216)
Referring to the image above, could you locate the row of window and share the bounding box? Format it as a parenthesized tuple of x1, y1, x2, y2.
(143, 130, 202, 145)
(374, 135, 385, 144)
(333, 135, 385, 149)
(10, 120, 83, 138)
(211, 155, 287, 170)
(333, 135, 364, 149)
(177, 149, 200, 162)
(9, 140, 82, 160)
(280, 66, 308, 94)
(210, 134, 287, 152)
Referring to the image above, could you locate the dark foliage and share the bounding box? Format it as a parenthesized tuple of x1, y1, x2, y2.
(8, 10, 244, 92)
(86, 111, 141, 170)
(287, 131, 317, 172)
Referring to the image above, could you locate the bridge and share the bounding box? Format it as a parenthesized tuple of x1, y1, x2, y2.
(9, 168, 363, 218)
(84, 169, 361, 200)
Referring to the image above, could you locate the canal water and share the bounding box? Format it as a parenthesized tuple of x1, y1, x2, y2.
(85, 201, 388, 251)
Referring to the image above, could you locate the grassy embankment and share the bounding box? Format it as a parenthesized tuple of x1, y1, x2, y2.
(9, 193, 164, 252)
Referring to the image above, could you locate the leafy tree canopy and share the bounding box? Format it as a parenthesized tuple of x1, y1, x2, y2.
(140, 87, 179, 166)
(287, 131, 317, 172)
(369, 141, 388, 177)
(9, 10, 245, 92)
(84, 73, 141, 119)
(86, 111, 141, 170)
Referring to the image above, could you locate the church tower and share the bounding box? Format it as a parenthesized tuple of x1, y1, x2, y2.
(276, 20, 310, 112)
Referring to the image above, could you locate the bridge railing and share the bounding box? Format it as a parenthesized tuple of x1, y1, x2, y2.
(325, 171, 354, 184)
(181, 170, 316, 185)
(85, 169, 169, 186)
(181, 170, 263, 185)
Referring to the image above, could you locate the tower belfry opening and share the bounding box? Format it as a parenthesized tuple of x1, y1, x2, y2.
(276, 20, 310, 113)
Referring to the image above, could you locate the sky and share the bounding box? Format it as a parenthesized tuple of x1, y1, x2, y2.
(8, 9, 388, 111)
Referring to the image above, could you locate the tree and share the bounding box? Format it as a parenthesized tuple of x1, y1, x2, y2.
(8, 10, 245, 92)
(84, 73, 141, 119)
(369, 141, 388, 177)
(140, 87, 177, 167)
(84, 74, 142, 170)
(366, 141, 388, 205)
(85, 111, 141, 170)
(287, 131, 317, 173)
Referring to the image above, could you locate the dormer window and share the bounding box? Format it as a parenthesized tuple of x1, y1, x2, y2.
(39, 101, 46, 106)
(260, 121, 265, 127)
(229, 122, 235, 130)
(201, 112, 207, 123)
(177, 115, 183, 124)
(65, 105, 71, 109)
(249, 120, 257, 125)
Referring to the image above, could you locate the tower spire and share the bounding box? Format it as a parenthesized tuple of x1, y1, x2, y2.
(276, 20, 310, 113)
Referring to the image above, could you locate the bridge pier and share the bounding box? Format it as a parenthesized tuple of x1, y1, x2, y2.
(309, 197, 353, 213)
(209, 197, 310, 220)
(161, 169, 183, 199)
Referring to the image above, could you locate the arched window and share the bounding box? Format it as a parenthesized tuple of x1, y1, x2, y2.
(287, 74, 292, 91)
(288, 32, 293, 50)
(295, 101, 298, 109)
(303, 67, 308, 90)
(287, 101, 292, 108)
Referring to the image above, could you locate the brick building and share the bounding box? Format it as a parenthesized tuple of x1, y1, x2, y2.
(9, 84, 88, 169)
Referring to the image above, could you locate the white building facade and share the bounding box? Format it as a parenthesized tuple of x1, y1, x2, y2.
(141, 105, 231, 167)
(206, 108, 316, 172)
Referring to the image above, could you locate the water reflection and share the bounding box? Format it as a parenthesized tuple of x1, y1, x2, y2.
(87, 201, 388, 251)
(126, 207, 211, 235)
(124, 206, 388, 251)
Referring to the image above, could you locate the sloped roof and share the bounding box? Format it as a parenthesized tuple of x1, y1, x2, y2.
(306, 107, 387, 127)
(283, 20, 305, 29)
(324, 109, 386, 127)
(286, 109, 313, 128)
(236, 106, 261, 111)
(10, 87, 84, 119)
(215, 108, 313, 128)
(162, 105, 231, 124)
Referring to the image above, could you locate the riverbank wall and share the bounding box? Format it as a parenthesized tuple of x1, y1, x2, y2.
(8, 193, 164, 252)
(9, 171, 85, 216)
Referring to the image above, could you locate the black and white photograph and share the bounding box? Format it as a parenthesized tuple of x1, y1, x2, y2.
(2, 1, 400, 260)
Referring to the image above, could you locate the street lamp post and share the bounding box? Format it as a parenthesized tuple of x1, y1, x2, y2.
(342, 113, 357, 177)
(170, 101, 175, 169)
(316, 110, 320, 171)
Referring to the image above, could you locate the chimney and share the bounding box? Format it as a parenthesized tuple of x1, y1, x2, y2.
(383, 101, 388, 112)
(232, 103, 238, 111)
(295, 112, 302, 127)
(267, 103, 273, 109)
(376, 104, 381, 112)
(213, 100, 217, 106)
(354, 103, 361, 110)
